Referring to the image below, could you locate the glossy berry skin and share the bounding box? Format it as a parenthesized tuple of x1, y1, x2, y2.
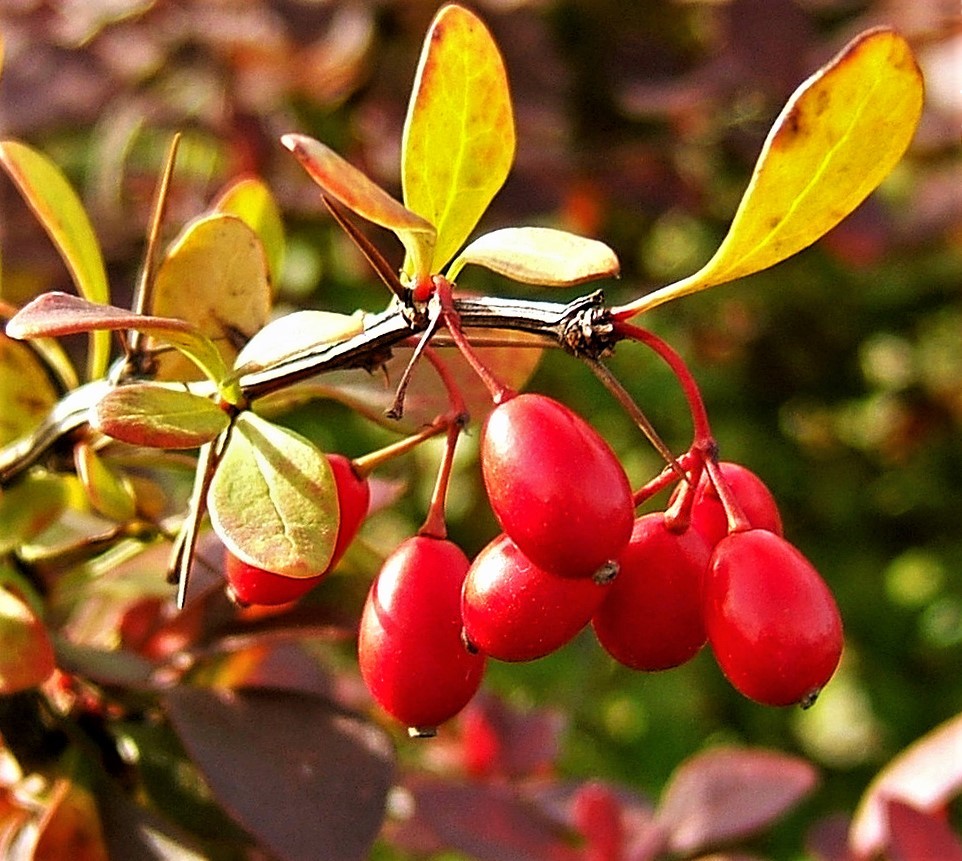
(685, 462, 783, 547)
(592, 513, 711, 671)
(462, 533, 611, 662)
(358, 536, 485, 732)
(704, 529, 843, 707)
(225, 453, 370, 606)
(481, 393, 633, 579)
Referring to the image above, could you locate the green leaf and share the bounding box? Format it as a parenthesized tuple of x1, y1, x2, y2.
(208, 412, 339, 578)
(615, 28, 924, 318)
(449, 227, 620, 286)
(233, 309, 365, 373)
(213, 176, 287, 290)
(0, 140, 112, 379)
(0, 332, 60, 446)
(7, 292, 233, 391)
(150, 214, 272, 384)
(401, 4, 515, 276)
(73, 441, 138, 521)
(89, 383, 230, 450)
(282, 133, 436, 281)
(0, 472, 69, 555)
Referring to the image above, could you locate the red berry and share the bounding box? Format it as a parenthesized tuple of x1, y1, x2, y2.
(704, 529, 843, 707)
(461, 533, 610, 662)
(358, 535, 485, 732)
(592, 513, 711, 671)
(225, 453, 370, 606)
(673, 462, 783, 547)
(481, 393, 633, 579)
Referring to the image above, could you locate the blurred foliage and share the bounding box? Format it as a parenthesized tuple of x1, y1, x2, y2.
(1, 0, 961, 857)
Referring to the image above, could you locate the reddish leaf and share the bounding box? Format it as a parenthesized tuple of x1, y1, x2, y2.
(850, 713, 962, 857)
(656, 746, 818, 855)
(885, 798, 962, 861)
(394, 776, 581, 861)
(163, 686, 394, 861)
(806, 813, 858, 861)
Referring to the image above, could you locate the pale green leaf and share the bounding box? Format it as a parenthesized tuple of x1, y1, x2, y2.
(0, 140, 111, 378)
(0, 333, 60, 446)
(89, 383, 231, 449)
(150, 214, 271, 384)
(73, 441, 137, 521)
(449, 226, 620, 286)
(213, 176, 286, 289)
(208, 412, 339, 578)
(401, 4, 515, 276)
(0, 472, 69, 554)
(616, 28, 924, 318)
(282, 133, 436, 281)
(233, 309, 365, 373)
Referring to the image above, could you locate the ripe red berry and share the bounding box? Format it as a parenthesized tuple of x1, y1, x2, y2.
(704, 529, 843, 707)
(592, 513, 711, 671)
(224, 453, 370, 606)
(358, 535, 485, 732)
(481, 393, 633, 579)
(461, 533, 611, 662)
(675, 461, 783, 547)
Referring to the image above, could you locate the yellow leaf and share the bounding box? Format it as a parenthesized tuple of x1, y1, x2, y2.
(213, 176, 286, 290)
(615, 28, 924, 318)
(0, 333, 59, 446)
(401, 4, 515, 276)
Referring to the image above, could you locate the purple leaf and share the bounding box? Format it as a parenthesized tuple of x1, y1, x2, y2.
(805, 813, 858, 861)
(885, 798, 962, 861)
(656, 746, 818, 855)
(850, 713, 962, 857)
(164, 686, 394, 861)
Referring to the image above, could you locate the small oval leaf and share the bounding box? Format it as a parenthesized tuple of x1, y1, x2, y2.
(401, 4, 515, 275)
(212, 176, 286, 290)
(208, 411, 338, 578)
(74, 441, 137, 521)
(233, 309, 364, 373)
(0, 140, 112, 379)
(0, 332, 60, 446)
(0, 585, 56, 694)
(150, 213, 271, 382)
(282, 133, 436, 280)
(450, 227, 620, 286)
(617, 28, 924, 317)
(90, 384, 230, 450)
(0, 472, 69, 554)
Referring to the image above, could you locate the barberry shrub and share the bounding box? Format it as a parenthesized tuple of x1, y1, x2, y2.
(0, 5, 934, 860)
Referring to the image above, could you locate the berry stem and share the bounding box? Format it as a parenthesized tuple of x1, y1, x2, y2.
(703, 455, 752, 534)
(418, 420, 463, 540)
(612, 321, 713, 447)
(632, 449, 699, 508)
(435, 275, 514, 405)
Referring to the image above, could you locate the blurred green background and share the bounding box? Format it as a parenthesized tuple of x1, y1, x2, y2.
(1, 0, 960, 855)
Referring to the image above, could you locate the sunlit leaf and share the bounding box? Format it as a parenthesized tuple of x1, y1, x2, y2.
(0, 586, 56, 694)
(449, 227, 620, 286)
(0, 333, 60, 446)
(7, 292, 232, 389)
(212, 176, 286, 289)
(0, 140, 112, 379)
(164, 686, 394, 861)
(90, 383, 231, 450)
(233, 309, 364, 374)
(208, 411, 339, 578)
(616, 28, 924, 317)
(850, 712, 962, 858)
(282, 133, 436, 280)
(401, 4, 515, 276)
(74, 441, 137, 521)
(0, 472, 69, 555)
(150, 213, 271, 382)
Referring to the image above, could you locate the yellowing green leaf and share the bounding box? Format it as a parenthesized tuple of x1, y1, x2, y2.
(0, 140, 111, 379)
(0, 472, 69, 555)
(233, 309, 364, 373)
(150, 213, 271, 383)
(282, 133, 436, 280)
(213, 176, 287, 289)
(208, 412, 338, 578)
(401, 4, 515, 276)
(0, 586, 55, 694)
(0, 332, 60, 446)
(73, 441, 137, 521)
(615, 28, 924, 318)
(89, 383, 231, 450)
(449, 227, 620, 286)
